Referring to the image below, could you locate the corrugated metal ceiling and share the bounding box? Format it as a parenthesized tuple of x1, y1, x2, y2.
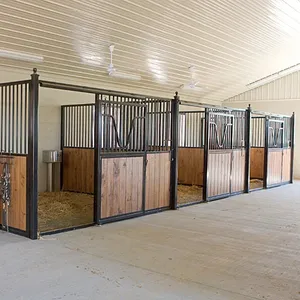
(1, 0, 300, 102)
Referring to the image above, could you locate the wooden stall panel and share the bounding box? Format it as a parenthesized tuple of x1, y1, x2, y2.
(267, 149, 283, 186)
(207, 151, 231, 198)
(0, 156, 27, 231)
(282, 148, 291, 183)
(101, 156, 143, 219)
(231, 149, 246, 193)
(63, 148, 94, 193)
(146, 153, 170, 210)
(178, 148, 204, 186)
(250, 148, 264, 179)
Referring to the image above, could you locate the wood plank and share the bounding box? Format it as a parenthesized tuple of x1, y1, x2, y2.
(207, 150, 231, 198)
(267, 149, 283, 186)
(178, 148, 204, 186)
(0, 156, 26, 231)
(250, 148, 264, 179)
(145, 153, 170, 210)
(101, 157, 143, 219)
(282, 149, 291, 183)
(232, 149, 246, 193)
(62, 148, 94, 193)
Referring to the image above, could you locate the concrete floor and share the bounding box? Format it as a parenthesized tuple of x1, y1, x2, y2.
(1, 182, 300, 300)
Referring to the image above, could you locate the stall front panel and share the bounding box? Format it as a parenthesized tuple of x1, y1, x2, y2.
(0, 80, 31, 237)
(206, 109, 246, 200)
(96, 95, 147, 223)
(145, 99, 171, 211)
(266, 116, 293, 187)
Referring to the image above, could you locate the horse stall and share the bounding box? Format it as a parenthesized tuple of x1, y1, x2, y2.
(177, 109, 205, 206)
(174, 100, 248, 204)
(205, 107, 247, 200)
(38, 103, 95, 234)
(249, 109, 294, 191)
(0, 73, 38, 239)
(38, 81, 174, 236)
(265, 113, 294, 188)
(95, 95, 172, 223)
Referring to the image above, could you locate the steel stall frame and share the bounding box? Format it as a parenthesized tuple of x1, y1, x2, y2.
(0, 69, 295, 239)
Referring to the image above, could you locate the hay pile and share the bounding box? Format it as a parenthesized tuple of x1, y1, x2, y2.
(250, 179, 263, 190)
(38, 192, 94, 233)
(177, 184, 203, 205)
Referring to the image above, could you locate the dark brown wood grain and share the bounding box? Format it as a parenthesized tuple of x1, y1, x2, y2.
(62, 148, 94, 193)
(250, 148, 264, 179)
(178, 148, 204, 186)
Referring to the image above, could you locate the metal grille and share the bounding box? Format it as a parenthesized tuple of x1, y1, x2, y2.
(146, 99, 171, 152)
(178, 111, 205, 147)
(62, 104, 95, 148)
(208, 111, 234, 150)
(268, 118, 284, 148)
(100, 100, 146, 152)
(0, 81, 30, 155)
(232, 110, 246, 149)
(283, 117, 291, 148)
(251, 117, 265, 147)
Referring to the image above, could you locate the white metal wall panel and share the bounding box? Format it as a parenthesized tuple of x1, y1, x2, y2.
(226, 71, 300, 103)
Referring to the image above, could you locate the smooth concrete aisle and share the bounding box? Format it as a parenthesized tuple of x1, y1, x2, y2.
(1, 182, 300, 300)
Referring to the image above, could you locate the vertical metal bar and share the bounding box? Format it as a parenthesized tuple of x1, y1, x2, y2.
(82, 105, 85, 147)
(27, 68, 39, 239)
(0, 86, 3, 152)
(94, 94, 101, 224)
(170, 92, 179, 209)
(81, 106, 84, 148)
(203, 108, 210, 201)
(264, 116, 269, 188)
(20, 84, 24, 154)
(8, 85, 12, 152)
(25, 83, 28, 154)
(60, 106, 64, 190)
(16, 84, 19, 153)
(290, 113, 295, 183)
(245, 106, 251, 192)
(142, 105, 148, 212)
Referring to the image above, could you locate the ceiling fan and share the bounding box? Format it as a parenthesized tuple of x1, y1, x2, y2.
(107, 45, 141, 81)
(179, 66, 206, 91)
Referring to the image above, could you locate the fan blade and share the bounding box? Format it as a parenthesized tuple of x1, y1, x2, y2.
(109, 71, 141, 81)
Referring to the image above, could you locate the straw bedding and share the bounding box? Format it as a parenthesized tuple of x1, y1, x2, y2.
(177, 184, 203, 205)
(250, 179, 264, 190)
(38, 192, 94, 233)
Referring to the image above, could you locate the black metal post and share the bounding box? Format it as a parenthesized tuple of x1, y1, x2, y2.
(290, 112, 295, 183)
(203, 108, 209, 201)
(170, 92, 179, 209)
(27, 68, 39, 239)
(142, 106, 148, 213)
(94, 94, 101, 224)
(263, 116, 269, 188)
(245, 104, 251, 193)
(60, 106, 64, 191)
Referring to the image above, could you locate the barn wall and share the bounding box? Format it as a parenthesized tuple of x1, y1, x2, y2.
(225, 72, 297, 178)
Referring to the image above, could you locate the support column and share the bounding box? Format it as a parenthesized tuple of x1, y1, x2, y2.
(27, 68, 39, 239)
(170, 92, 179, 209)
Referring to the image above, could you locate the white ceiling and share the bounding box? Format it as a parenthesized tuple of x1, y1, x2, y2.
(1, 0, 300, 103)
